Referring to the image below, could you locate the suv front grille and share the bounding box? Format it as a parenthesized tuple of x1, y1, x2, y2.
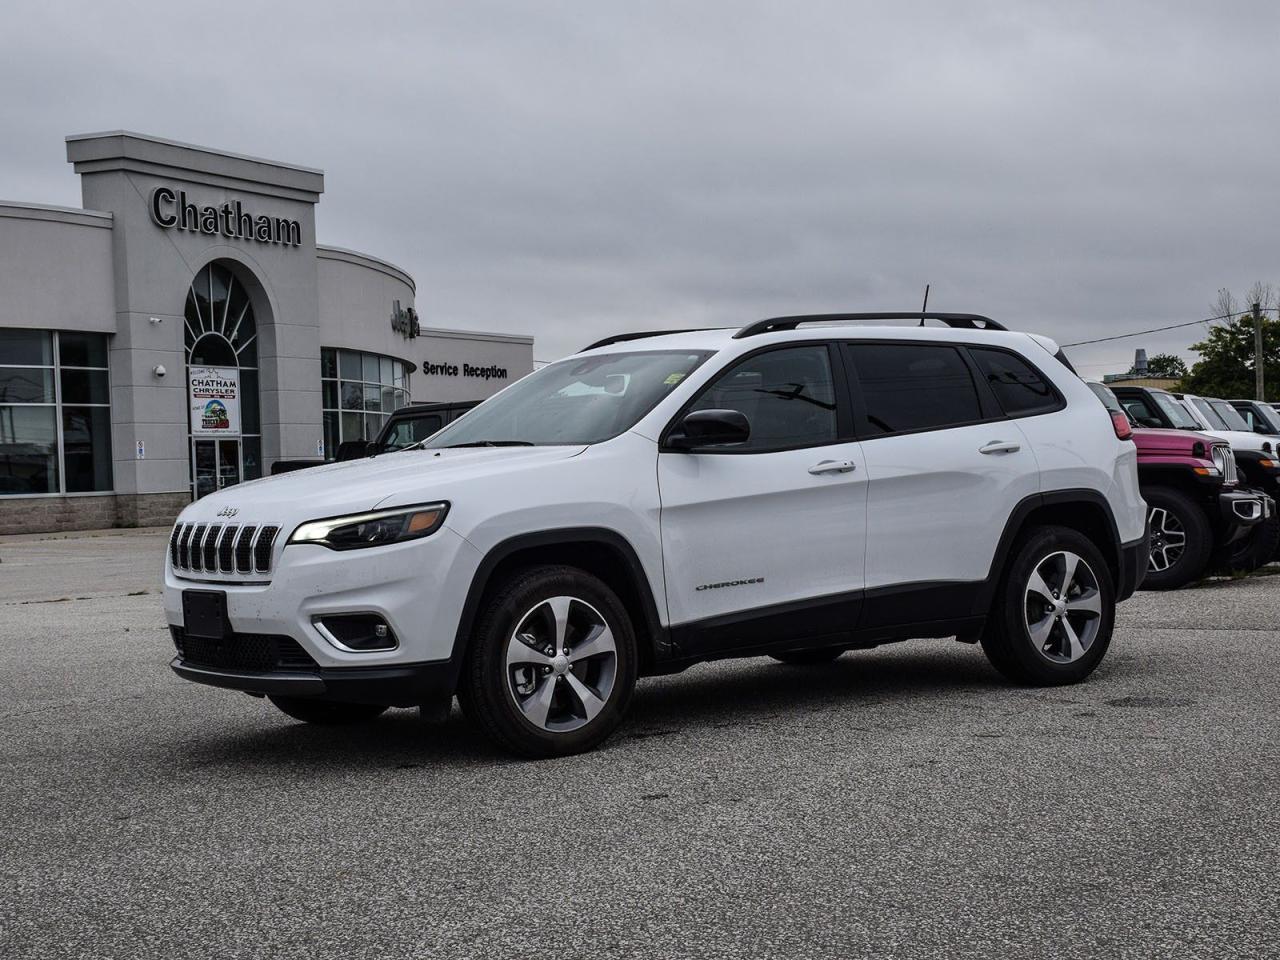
(170, 626, 318, 672)
(1212, 443, 1238, 485)
(168, 522, 281, 578)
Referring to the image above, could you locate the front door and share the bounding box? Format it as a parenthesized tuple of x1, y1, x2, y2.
(192, 439, 242, 499)
(658, 343, 867, 655)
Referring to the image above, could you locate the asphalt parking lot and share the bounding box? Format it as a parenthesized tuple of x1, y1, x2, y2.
(2, 530, 1278, 959)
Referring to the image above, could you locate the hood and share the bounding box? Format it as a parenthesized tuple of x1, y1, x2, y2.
(1192, 429, 1272, 453)
(1130, 427, 1220, 456)
(178, 445, 588, 526)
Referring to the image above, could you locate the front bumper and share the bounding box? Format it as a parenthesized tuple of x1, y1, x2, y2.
(1219, 489, 1269, 544)
(170, 656, 455, 706)
(162, 524, 481, 671)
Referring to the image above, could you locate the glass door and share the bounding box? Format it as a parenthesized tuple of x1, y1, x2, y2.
(192, 439, 242, 499)
(193, 440, 218, 500)
(217, 439, 242, 490)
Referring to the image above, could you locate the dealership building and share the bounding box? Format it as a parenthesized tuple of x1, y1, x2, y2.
(0, 131, 533, 535)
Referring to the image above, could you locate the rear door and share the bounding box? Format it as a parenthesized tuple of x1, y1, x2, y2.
(843, 341, 1038, 624)
(658, 343, 867, 652)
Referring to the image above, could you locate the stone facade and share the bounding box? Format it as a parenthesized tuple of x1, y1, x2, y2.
(0, 492, 190, 536)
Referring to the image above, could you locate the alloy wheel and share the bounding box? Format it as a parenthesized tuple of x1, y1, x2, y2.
(505, 596, 619, 732)
(1147, 506, 1187, 573)
(1023, 551, 1104, 664)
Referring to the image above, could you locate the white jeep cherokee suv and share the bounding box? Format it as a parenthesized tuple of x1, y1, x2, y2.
(164, 312, 1148, 757)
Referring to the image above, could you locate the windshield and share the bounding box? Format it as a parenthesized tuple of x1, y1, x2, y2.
(1250, 402, 1280, 432)
(424, 350, 712, 447)
(1151, 392, 1202, 429)
(378, 412, 444, 451)
(1190, 397, 1229, 430)
(1087, 382, 1126, 416)
(1208, 399, 1251, 432)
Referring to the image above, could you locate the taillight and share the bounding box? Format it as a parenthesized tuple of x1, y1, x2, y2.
(1110, 411, 1132, 440)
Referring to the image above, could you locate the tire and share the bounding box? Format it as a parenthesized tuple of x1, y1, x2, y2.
(268, 696, 389, 725)
(460, 564, 638, 758)
(1227, 500, 1280, 573)
(1142, 487, 1213, 590)
(980, 525, 1116, 685)
(770, 647, 844, 665)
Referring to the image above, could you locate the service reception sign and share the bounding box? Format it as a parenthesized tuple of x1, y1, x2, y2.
(189, 367, 242, 436)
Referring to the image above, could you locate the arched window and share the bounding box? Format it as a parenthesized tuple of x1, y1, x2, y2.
(184, 263, 262, 497)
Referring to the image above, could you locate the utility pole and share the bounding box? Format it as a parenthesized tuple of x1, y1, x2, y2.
(1253, 302, 1265, 400)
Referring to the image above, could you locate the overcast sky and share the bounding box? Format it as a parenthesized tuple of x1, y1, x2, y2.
(3, 0, 1277, 374)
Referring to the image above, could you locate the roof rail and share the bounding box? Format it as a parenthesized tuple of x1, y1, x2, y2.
(580, 329, 715, 352)
(733, 312, 1007, 339)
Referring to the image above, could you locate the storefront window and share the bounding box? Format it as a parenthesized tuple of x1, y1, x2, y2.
(321, 347, 410, 459)
(0, 330, 112, 496)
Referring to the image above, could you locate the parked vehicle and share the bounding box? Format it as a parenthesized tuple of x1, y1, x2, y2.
(1088, 383, 1264, 588)
(1229, 399, 1280, 437)
(164, 312, 1147, 758)
(1112, 386, 1280, 568)
(335, 401, 480, 461)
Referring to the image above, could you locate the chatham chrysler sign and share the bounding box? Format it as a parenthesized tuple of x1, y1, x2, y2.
(149, 186, 303, 247)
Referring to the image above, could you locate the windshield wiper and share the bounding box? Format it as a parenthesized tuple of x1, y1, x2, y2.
(437, 440, 536, 448)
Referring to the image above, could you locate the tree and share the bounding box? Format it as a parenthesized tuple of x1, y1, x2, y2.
(1135, 353, 1188, 379)
(1181, 287, 1280, 400)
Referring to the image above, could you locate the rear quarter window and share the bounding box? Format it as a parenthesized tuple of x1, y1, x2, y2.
(969, 347, 1061, 418)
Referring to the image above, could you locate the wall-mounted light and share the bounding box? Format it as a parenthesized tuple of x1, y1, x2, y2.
(153, 364, 166, 378)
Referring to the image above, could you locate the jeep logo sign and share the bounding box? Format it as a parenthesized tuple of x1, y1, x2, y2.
(390, 300, 420, 339)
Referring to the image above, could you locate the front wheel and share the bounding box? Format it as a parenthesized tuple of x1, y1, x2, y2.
(460, 565, 638, 758)
(1142, 487, 1213, 590)
(981, 526, 1115, 685)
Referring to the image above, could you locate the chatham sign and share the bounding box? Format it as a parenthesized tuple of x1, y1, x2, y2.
(149, 186, 303, 247)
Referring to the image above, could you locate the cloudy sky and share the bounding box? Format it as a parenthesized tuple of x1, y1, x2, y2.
(3, 0, 1277, 375)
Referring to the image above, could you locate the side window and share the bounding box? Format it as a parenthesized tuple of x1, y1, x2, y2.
(687, 345, 838, 451)
(412, 415, 444, 441)
(1121, 395, 1159, 425)
(969, 347, 1060, 417)
(383, 415, 442, 449)
(847, 343, 983, 436)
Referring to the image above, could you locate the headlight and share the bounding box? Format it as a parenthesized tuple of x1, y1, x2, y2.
(288, 502, 449, 550)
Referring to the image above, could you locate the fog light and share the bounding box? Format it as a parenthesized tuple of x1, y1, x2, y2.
(317, 614, 398, 651)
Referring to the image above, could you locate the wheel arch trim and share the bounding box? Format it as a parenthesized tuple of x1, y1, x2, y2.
(451, 527, 669, 678)
(979, 488, 1129, 611)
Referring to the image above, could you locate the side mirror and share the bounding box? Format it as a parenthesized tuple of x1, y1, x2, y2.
(1138, 416, 1162, 429)
(668, 409, 750, 450)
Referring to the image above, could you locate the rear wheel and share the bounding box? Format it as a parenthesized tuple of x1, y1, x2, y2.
(1142, 487, 1213, 590)
(981, 526, 1115, 685)
(268, 696, 388, 725)
(461, 565, 638, 758)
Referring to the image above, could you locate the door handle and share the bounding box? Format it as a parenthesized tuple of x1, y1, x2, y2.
(979, 440, 1021, 455)
(808, 459, 857, 474)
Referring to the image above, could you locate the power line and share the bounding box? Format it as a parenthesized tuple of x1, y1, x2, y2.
(1061, 308, 1278, 348)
